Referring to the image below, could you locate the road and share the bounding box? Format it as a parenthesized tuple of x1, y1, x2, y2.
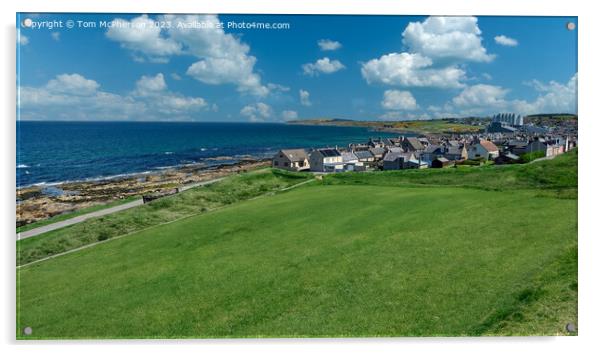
(17, 177, 224, 240)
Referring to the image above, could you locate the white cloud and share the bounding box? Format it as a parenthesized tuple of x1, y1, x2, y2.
(45, 73, 101, 96)
(20, 73, 208, 121)
(317, 39, 342, 51)
(302, 57, 345, 76)
(512, 74, 577, 115)
(106, 15, 182, 63)
(134, 73, 167, 96)
(240, 102, 272, 122)
(18, 30, 29, 45)
(452, 84, 509, 109)
(51, 32, 60, 41)
(403, 16, 494, 62)
(361, 52, 466, 89)
(448, 73, 578, 116)
(494, 35, 518, 47)
(362, 16, 495, 90)
(163, 14, 269, 97)
(170, 73, 182, 80)
(281, 110, 299, 121)
(106, 14, 269, 97)
(132, 73, 207, 114)
(299, 89, 311, 106)
(381, 90, 418, 110)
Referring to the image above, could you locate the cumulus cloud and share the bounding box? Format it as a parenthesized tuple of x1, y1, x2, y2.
(381, 90, 418, 110)
(240, 102, 272, 122)
(302, 57, 345, 76)
(281, 110, 299, 121)
(449, 73, 577, 116)
(494, 35, 518, 47)
(106, 14, 269, 97)
(403, 16, 494, 62)
(134, 73, 168, 96)
(299, 89, 312, 106)
(106, 15, 182, 63)
(19, 72, 208, 121)
(513, 74, 577, 115)
(361, 53, 466, 89)
(452, 84, 509, 109)
(132, 73, 207, 114)
(317, 39, 342, 51)
(165, 14, 269, 97)
(362, 16, 494, 89)
(45, 73, 101, 96)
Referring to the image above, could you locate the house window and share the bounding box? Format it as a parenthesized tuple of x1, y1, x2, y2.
(284, 162, 289, 167)
(274, 161, 279, 166)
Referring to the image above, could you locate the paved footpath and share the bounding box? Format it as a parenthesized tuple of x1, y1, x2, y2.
(17, 177, 224, 240)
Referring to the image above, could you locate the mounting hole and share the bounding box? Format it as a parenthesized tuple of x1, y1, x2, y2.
(565, 322, 576, 333)
(23, 326, 33, 335)
(566, 22, 576, 31)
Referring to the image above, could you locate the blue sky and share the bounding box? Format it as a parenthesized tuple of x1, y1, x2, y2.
(17, 14, 577, 122)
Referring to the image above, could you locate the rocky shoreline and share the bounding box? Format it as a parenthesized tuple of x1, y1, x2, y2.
(16, 157, 271, 227)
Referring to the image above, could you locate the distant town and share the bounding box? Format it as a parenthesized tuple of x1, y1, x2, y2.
(274, 114, 578, 173)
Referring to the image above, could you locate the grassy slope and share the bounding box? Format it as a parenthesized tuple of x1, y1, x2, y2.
(17, 169, 312, 266)
(324, 149, 577, 197)
(17, 196, 141, 233)
(17, 152, 577, 338)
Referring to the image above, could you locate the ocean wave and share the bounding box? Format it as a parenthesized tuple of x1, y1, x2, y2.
(17, 164, 29, 169)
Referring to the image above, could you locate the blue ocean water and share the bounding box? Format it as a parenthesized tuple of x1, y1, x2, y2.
(16, 121, 398, 187)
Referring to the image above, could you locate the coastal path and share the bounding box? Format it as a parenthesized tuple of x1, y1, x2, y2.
(17, 177, 225, 240)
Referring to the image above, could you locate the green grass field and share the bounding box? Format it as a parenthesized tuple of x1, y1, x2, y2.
(17, 168, 312, 266)
(16, 151, 577, 338)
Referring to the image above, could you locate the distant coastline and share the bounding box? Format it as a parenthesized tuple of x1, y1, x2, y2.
(287, 118, 484, 135)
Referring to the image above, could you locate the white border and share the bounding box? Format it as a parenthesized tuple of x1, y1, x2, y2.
(2, 1, 600, 352)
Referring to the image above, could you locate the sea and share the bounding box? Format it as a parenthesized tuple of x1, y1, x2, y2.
(16, 121, 399, 188)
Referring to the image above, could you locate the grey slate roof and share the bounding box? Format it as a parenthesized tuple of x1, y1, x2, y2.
(279, 149, 308, 162)
(354, 150, 374, 160)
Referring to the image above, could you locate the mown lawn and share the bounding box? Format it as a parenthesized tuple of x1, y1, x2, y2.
(17, 168, 312, 266)
(17, 184, 576, 338)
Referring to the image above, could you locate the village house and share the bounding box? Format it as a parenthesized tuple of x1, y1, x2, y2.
(340, 151, 365, 171)
(467, 140, 500, 160)
(272, 149, 310, 172)
(369, 147, 386, 160)
(383, 151, 416, 170)
(309, 148, 344, 172)
(401, 136, 426, 152)
(354, 150, 376, 163)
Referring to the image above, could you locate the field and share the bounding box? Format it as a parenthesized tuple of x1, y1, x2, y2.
(288, 118, 482, 134)
(16, 151, 577, 338)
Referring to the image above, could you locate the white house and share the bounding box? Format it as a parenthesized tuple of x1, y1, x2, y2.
(467, 140, 500, 160)
(309, 148, 344, 172)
